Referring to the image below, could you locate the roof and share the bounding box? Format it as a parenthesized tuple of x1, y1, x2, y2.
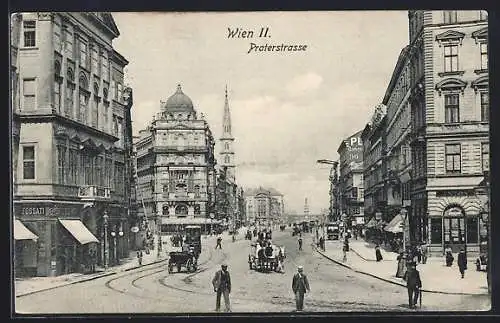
(162, 84, 195, 113)
(382, 45, 410, 105)
(244, 186, 283, 197)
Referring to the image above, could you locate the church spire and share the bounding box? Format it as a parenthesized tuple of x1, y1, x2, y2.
(220, 85, 235, 182)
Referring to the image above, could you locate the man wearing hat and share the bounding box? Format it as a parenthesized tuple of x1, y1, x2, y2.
(403, 261, 422, 309)
(292, 265, 310, 311)
(212, 263, 232, 312)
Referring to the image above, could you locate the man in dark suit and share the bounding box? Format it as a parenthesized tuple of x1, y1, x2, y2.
(403, 261, 422, 309)
(292, 265, 310, 311)
(212, 263, 231, 312)
(457, 248, 467, 278)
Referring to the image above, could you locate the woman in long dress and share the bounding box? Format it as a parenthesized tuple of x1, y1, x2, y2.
(375, 244, 383, 262)
(396, 251, 407, 278)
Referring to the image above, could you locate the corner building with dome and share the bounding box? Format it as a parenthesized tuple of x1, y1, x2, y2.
(134, 85, 218, 234)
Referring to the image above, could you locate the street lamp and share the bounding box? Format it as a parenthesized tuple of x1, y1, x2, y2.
(400, 208, 408, 252)
(103, 210, 109, 270)
(110, 229, 117, 265)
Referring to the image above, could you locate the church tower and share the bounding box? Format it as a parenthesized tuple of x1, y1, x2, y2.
(220, 85, 235, 182)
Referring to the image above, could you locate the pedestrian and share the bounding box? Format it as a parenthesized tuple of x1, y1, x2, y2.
(342, 239, 349, 262)
(216, 236, 222, 249)
(445, 245, 454, 267)
(416, 244, 423, 263)
(403, 261, 422, 309)
(396, 250, 406, 278)
(298, 236, 303, 251)
(292, 265, 310, 312)
(421, 243, 428, 264)
(319, 236, 325, 251)
(137, 250, 143, 266)
(212, 263, 231, 312)
(457, 248, 467, 278)
(375, 244, 383, 262)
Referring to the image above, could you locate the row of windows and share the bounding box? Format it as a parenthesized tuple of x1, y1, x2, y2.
(444, 143, 489, 174)
(443, 10, 488, 24)
(430, 217, 481, 245)
(443, 91, 488, 123)
(442, 41, 487, 73)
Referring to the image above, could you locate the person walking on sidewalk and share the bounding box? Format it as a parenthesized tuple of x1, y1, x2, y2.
(375, 244, 383, 262)
(403, 261, 422, 309)
(216, 236, 223, 249)
(212, 263, 231, 312)
(137, 250, 143, 266)
(342, 237, 349, 262)
(292, 265, 310, 312)
(457, 248, 467, 278)
(421, 243, 428, 264)
(445, 245, 454, 267)
(396, 250, 407, 278)
(298, 236, 303, 251)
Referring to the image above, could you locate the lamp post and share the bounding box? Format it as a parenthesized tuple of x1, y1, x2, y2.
(111, 229, 117, 266)
(400, 208, 408, 252)
(103, 210, 109, 270)
(474, 170, 490, 294)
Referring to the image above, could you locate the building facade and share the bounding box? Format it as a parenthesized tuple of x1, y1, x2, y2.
(13, 12, 133, 276)
(328, 162, 340, 221)
(337, 130, 365, 228)
(361, 105, 388, 224)
(244, 187, 285, 228)
(382, 45, 413, 244)
(134, 85, 217, 234)
(408, 10, 489, 255)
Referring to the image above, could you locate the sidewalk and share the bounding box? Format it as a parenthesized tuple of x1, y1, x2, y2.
(15, 236, 172, 298)
(315, 239, 488, 296)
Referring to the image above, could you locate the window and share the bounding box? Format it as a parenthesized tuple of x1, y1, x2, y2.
(444, 45, 458, 72)
(53, 23, 62, 52)
(65, 69, 75, 118)
(225, 155, 230, 164)
(79, 92, 88, 124)
(79, 40, 88, 69)
(57, 145, 66, 184)
(162, 205, 169, 216)
(445, 144, 461, 174)
(69, 149, 78, 185)
(480, 92, 489, 121)
(54, 62, 62, 114)
(91, 95, 99, 128)
(102, 53, 109, 81)
(23, 21, 36, 47)
(23, 146, 35, 179)
(103, 102, 109, 132)
(23, 78, 36, 110)
(467, 218, 478, 244)
(225, 143, 229, 150)
(443, 11, 457, 24)
(430, 218, 442, 244)
(444, 94, 460, 123)
(480, 43, 488, 70)
(91, 47, 99, 74)
(63, 28, 73, 57)
(194, 185, 200, 197)
(482, 143, 489, 172)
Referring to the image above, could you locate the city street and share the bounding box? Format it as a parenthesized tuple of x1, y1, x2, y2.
(15, 228, 489, 313)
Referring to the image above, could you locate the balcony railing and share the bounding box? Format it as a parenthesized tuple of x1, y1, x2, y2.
(78, 185, 111, 199)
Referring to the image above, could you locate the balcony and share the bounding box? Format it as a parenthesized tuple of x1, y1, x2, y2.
(427, 122, 489, 138)
(78, 185, 111, 200)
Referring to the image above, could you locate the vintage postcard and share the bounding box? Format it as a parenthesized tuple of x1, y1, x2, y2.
(11, 11, 491, 314)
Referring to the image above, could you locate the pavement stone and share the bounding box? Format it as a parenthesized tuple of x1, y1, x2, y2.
(315, 239, 488, 296)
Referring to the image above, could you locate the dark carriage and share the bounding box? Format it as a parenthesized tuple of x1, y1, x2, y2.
(248, 243, 285, 272)
(167, 250, 198, 273)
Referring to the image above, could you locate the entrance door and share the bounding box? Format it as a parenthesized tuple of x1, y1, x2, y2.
(443, 216, 466, 253)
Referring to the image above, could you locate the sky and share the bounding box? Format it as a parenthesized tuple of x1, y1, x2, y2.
(111, 11, 409, 215)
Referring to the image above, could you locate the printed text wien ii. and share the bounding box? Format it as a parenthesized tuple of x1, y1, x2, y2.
(227, 27, 308, 54)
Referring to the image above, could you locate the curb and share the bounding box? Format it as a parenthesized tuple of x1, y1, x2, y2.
(314, 246, 486, 296)
(16, 271, 116, 298)
(16, 258, 169, 298)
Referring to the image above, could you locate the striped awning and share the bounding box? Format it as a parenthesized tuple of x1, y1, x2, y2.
(14, 219, 38, 241)
(365, 218, 378, 228)
(384, 214, 403, 232)
(59, 219, 99, 245)
(161, 217, 222, 225)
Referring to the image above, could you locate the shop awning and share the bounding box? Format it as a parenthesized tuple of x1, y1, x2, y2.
(14, 219, 38, 241)
(365, 218, 377, 228)
(161, 217, 222, 225)
(384, 214, 403, 233)
(59, 219, 99, 245)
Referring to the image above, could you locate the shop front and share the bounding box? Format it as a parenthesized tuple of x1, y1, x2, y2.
(13, 219, 39, 277)
(14, 202, 100, 276)
(428, 196, 482, 256)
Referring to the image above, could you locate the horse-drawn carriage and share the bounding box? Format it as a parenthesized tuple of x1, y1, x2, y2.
(167, 249, 198, 273)
(248, 242, 285, 272)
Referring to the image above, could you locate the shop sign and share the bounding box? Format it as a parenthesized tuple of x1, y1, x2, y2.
(17, 204, 81, 218)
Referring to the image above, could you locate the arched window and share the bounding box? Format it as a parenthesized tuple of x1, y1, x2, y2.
(103, 88, 108, 101)
(79, 73, 88, 90)
(65, 68, 75, 118)
(54, 61, 62, 114)
(93, 82, 99, 95)
(163, 184, 168, 193)
(78, 73, 89, 124)
(175, 204, 188, 216)
(194, 185, 200, 197)
(162, 205, 169, 215)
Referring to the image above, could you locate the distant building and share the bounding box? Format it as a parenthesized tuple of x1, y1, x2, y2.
(337, 130, 365, 228)
(134, 85, 217, 234)
(13, 12, 133, 276)
(244, 187, 284, 227)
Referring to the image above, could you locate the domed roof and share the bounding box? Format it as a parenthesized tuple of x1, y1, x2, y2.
(162, 84, 194, 112)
